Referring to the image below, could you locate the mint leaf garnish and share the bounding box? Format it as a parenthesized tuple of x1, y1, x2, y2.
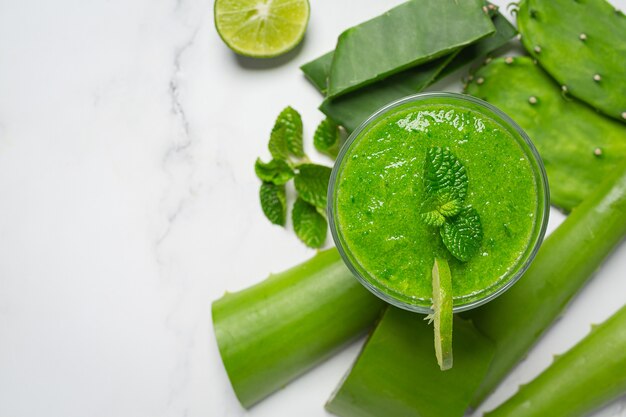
(420, 147, 483, 262)
(268, 124, 290, 161)
(424, 147, 468, 202)
(259, 182, 287, 226)
(275, 106, 304, 158)
(440, 207, 483, 262)
(314, 117, 342, 159)
(294, 163, 332, 209)
(292, 197, 327, 248)
(255, 158, 294, 185)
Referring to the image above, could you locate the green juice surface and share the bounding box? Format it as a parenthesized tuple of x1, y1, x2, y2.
(333, 97, 542, 309)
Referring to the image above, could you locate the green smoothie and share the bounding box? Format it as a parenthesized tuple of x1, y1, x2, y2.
(329, 93, 548, 311)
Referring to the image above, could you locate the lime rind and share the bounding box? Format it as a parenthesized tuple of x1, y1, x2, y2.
(214, 0, 310, 58)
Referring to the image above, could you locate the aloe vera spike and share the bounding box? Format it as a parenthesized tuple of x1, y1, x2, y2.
(212, 248, 385, 408)
(465, 57, 626, 211)
(326, 308, 495, 417)
(326, 0, 495, 98)
(485, 304, 626, 417)
(467, 161, 626, 406)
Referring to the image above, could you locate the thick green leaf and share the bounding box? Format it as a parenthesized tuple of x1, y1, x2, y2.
(465, 57, 626, 211)
(440, 207, 483, 262)
(292, 197, 327, 248)
(294, 163, 332, 209)
(300, 51, 333, 95)
(326, 307, 495, 417)
(320, 54, 456, 132)
(327, 0, 495, 98)
(259, 182, 286, 226)
(313, 118, 342, 159)
(485, 305, 626, 417)
(307, 11, 515, 132)
(518, 0, 626, 122)
(254, 158, 294, 185)
(212, 249, 385, 408)
(436, 10, 517, 81)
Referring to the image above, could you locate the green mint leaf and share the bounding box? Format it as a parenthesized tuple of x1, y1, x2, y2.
(259, 182, 287, 226)
(314, 117, 341, 159)
(268, 124, 290, 161)
(294, 163, 332, 209)
(275, 106, 304, 158)
(255, 158, 294, 185)
(292, 197, 327, 248)
(424, 147, 468, 202)
(440, 207, 483, 262)
(421, 209, 446, 227)
(420, 193, 463, 226)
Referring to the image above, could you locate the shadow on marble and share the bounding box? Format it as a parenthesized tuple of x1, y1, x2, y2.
(232, 36, 307, 70)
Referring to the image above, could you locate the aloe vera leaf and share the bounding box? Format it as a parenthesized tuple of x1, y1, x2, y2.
(465, 57, 626, 211)
(466, 162, 626, 406)
(326, 0, 495, 98)
(485, 305, 626, 417)
(325, 307, 495, 417)
(517, 0, 626, 122)
(300, 51, 333, 95)
(305, 11, 515, 133)
(212, 249, 385, 408)
(319, 54, 456, 132)
(436, 11, 517, 81)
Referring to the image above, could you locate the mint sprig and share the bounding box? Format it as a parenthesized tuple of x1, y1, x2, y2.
(256, 107, 335, 248)
(421, 147, 483, 262)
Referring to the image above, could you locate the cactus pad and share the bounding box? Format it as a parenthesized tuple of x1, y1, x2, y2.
(517, 0, 626, 122)
(465, 57, 626, 211)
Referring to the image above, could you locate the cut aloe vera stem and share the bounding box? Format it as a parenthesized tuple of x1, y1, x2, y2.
(465, 57, 626, 211)
(467, 162, 626, 406)
(301, 11, 515, 132)
(326, 0, 495, 98)
(485, 304, 626, 417)
(212, 249, 385, 408)
(326, 307, 495, 417)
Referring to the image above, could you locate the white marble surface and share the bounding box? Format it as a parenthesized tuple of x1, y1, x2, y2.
(0, 0, 624, 416)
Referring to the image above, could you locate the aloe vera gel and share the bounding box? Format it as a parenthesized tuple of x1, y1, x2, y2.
(329, 93, 549, 312)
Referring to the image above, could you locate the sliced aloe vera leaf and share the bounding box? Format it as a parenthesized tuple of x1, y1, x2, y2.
(436, 10, 517, 80)
(319, 53, 456, 132)
(465, 57, 626, 211)
(304, 10, 515, 132)
(485, 305, 626, 417)
(466, 162, 626, 406)
(326, 307, 494, 417)
(300, 51, 333, 95)
(212, 249, 385, 408)
(431, 258, 453, 371)
(326, 0, 495, 98)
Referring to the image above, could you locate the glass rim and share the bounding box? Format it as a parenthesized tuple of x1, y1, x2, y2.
(327, 92, 550, 314)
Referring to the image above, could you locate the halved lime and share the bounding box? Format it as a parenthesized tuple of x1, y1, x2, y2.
(214, 0, 310, 58)
(430, 257, 453, 370)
